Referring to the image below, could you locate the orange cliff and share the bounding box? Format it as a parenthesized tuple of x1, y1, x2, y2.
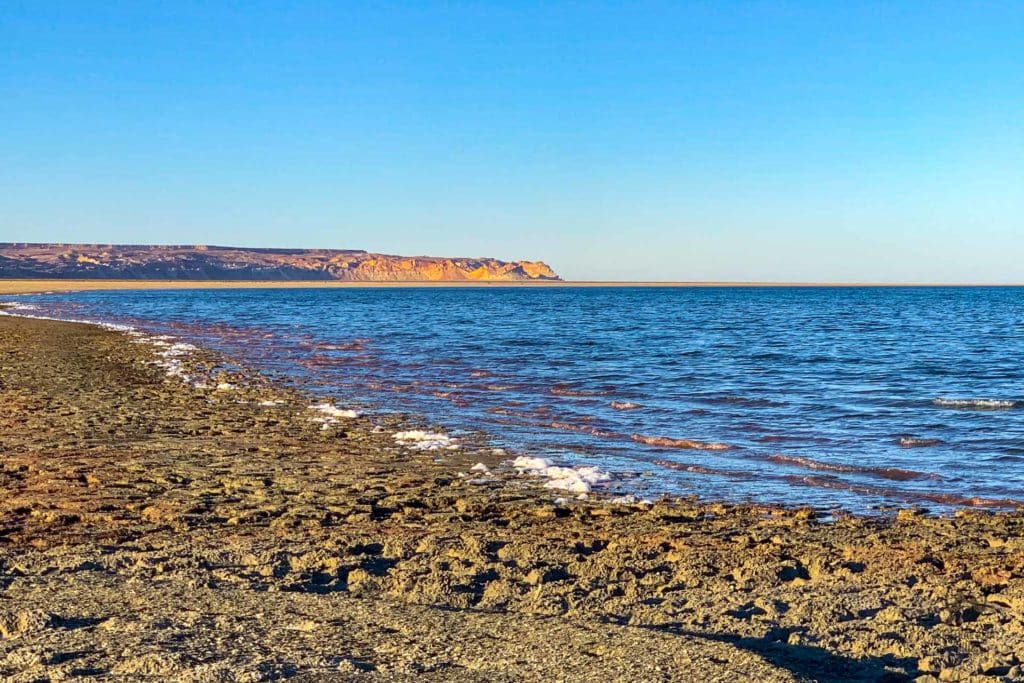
(0, 244, 561, 282)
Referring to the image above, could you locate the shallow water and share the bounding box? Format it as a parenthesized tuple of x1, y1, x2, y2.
(14, 286, 1024, 513)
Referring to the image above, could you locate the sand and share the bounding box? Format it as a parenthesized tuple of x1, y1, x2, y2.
(1, 312, 1023, 681)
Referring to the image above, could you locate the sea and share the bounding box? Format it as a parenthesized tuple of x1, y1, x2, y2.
(8, 286, 1024, 514)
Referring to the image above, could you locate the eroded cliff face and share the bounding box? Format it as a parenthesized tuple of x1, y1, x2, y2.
(0, 244, 561, 281)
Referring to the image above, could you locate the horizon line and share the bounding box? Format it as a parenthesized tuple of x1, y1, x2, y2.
(2, 278, 1024, 296)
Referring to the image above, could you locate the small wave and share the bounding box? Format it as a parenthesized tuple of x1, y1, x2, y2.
(766, 454, 938, 482)
(756, 434, 833, 445)
(300, 353, 366, 368)
(610, 401, 642, 411)
(652, 458, 755, 479)
(431, 391, 470, 407)
(898, 437, 943, 448)
(631, 434, 732, 450)
(550, 385, 609, 397)
(487, 406, 534, 418)
(302, 339, 370, 352)
(784, 475, 1024, 510)
(549, 421, 619, 438)
(701, 395, 786, 408)
(933, 398, 1017, 410)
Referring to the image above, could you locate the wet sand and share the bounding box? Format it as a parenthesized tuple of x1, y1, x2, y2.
(1, 313, 1023, 681)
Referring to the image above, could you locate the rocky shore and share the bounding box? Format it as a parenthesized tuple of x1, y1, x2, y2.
(1, 313, 1023, 682)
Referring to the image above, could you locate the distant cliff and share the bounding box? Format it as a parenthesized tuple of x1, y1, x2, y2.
(0, 244, 561, 282)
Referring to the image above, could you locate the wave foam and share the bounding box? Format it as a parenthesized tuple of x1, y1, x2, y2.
(311, 403, 362, 419)
(147, 340, 198, 382)
(0, 307, 135, 333)
(899, 437, 943, 448)
(510, 455, 610, 494)
(393, 430, 458, 451)
(609, 494, 653, 505)
(310, 402, 363, 429)
(766, 454, 938, 482)
(0, 305, 209, 385)
(0, 302, 38, 311)
(933, 398, 1017, 410)
(631, 434, 732, 450)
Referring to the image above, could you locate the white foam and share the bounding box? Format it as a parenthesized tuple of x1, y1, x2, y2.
(311, 403, 362, 419)
(0, 304, 212, 386)
(511, 456, 553, 471)
(308, 402, 362, 429)
(0, 307, 135, 333)
(510, 456, 611, 494)
(610, 494, 654, 505)
(393, 430, 459, 451)
(933, 398, 1017, 410)
(149, 341, 200, 382)
(0, 302, 38, 311)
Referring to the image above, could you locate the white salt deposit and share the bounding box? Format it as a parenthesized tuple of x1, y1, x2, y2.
(510, 456, 611, 494)
(393, 430, 459, 451)
(0, 306, 135, 333)
(137, 340, 195, 382)
(610, 494, 653, 505)
(0, 304, 215, 390)
(311, 403, 362, 419)
(148, 340, 198, 383)
(511, 456, 553, 471)
(309, 402, 363, 429)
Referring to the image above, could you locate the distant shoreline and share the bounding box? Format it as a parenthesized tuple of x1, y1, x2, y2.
(1, 278, 1023, 295)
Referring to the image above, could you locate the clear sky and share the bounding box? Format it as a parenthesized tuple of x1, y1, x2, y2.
(3, 2, 1022, 281)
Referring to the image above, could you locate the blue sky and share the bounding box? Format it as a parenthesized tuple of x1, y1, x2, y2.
(2, 2, 1022, 281)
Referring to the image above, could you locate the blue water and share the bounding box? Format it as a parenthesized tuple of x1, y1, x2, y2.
(14, 286, 1024, 513)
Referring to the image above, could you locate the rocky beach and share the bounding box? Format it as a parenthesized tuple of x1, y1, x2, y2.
(2, 309, 1024, 682)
